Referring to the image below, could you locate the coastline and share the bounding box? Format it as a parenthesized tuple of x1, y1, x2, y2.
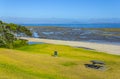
(27, 26, 120, 43)
(21, 37, 120, 55)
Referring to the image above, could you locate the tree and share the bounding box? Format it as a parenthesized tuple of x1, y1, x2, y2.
(16, 25, 32, 37)
(0, 20, 32, 48)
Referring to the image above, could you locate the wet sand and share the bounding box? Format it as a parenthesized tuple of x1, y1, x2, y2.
(22, 37, 120, 55)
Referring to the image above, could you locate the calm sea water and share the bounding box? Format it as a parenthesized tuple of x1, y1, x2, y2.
(20, 24, 120, 28)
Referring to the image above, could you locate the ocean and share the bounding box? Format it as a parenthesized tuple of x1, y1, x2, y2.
(20, 24, 120, 28)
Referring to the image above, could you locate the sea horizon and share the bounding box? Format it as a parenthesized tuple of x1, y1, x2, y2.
(20, 23, 120, 28)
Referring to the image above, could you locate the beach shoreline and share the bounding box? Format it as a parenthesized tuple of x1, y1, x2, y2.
(21, 37, 120, 55)
(27, 26, 120, 43)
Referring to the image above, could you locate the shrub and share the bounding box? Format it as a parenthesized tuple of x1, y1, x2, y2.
(13, 39, 28, 48)
(0, 40, 6, 48)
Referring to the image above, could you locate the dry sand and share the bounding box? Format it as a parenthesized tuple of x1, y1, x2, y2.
(21, 37, 120, 55)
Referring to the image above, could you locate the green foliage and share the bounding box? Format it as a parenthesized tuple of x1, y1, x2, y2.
(17, 25, 32, 37)
(6, 23, 18, 32)
(0, 20, 3, 24)
(0, 39, 6, 48)
(0, 20, 32, 48)
(13, 39, 28, 48)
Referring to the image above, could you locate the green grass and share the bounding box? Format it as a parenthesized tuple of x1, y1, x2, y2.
(0, 44, 120, 79)
(61, 62, 77, 66)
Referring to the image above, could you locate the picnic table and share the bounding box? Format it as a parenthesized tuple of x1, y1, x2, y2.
(90, 60, 105, 65)
(85, 60, 105, 69)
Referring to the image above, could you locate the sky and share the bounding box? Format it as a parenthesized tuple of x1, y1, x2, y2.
(0, 0, 120, 23)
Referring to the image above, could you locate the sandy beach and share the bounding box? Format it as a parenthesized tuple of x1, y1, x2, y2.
(21, 37, 120, 55)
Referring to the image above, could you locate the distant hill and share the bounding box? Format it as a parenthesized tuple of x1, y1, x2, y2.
(0, 17, 120, 24)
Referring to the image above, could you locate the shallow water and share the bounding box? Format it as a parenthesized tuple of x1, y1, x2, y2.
(28, 42, 44, 45)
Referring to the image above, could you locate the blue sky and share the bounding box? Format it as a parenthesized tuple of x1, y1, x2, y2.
(0, 0, 120, 23)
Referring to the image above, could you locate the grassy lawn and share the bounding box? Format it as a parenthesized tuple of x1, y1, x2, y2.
(0, 44, 120, 79)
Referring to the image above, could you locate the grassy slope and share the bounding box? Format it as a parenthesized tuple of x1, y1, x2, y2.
(0, 44, 120, 79)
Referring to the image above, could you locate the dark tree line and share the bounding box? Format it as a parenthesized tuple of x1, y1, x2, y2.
(0, 20, 32, 48)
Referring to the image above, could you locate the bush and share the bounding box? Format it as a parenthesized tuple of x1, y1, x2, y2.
(0, 20, 32, 49)
(0, 40, 6, 48)
(13, 39, 28, 48)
